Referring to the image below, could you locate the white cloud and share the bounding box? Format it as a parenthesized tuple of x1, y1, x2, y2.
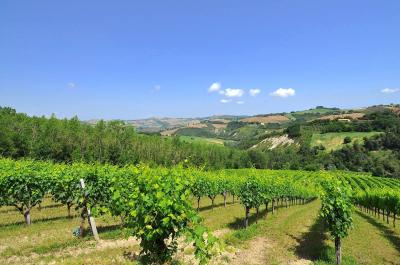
(220, 99, 231, 103)
(249, 88, 261, 97)
(381, 88, 399, 94)
(236, 101, 244, 104)
(224, 88, 244, 98)
(270, 88, 295, 98)
(68, 82, 76, 88)
(208, 82, 221, 92)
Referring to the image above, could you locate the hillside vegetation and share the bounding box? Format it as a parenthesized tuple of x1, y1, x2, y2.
(0, 107, 252, 169)
(162, 105, 400, 178)
(178, 135, 225, 145)
(310, 132, 381, 151)
(1, 105, 399, 178)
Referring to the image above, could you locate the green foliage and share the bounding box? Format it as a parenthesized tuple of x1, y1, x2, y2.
(285, 124, 302, 138)
(238, 178, 265, 209)
(2, 106, 400, 178)
(107, 165, 140, 222)
(2, 156, 400, 264)
(80, 164, 114, 215)
(49, 163, 80, 217)
(110, 166, 215, 264)
(175, 127, 215, 138)
(191, 175, 209, 208)
(320, 180, 353, 239)
(0, 159, 52, 224)
(0, 157, 218, 264)
(343, 136, 352, 144)
(0, 107, 252, 169)
(355, 188, 400, 225)
(185, 225, 218, 265)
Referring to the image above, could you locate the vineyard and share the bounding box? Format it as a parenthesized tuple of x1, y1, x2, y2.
(0, 158, 400, 264)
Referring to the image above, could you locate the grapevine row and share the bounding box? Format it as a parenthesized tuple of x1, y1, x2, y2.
(1, 157, 399, 265)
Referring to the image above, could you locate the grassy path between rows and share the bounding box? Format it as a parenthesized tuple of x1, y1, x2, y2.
(343, 210, 400, 265)
(217, 199, 400, 265)
(217, 199, 323, 265)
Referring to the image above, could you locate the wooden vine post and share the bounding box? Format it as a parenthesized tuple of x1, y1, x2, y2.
(79, 179, 99, 241)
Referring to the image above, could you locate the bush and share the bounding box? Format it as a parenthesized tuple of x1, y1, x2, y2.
(343, 136, 352, 144)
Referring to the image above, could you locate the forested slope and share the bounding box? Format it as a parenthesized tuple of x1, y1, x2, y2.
(0, 107, 252, 169)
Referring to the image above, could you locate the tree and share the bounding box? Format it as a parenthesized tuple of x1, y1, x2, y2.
(0, 106, 254, 169)
(285, 124, 301, 138)
(343, 136, 352, 145)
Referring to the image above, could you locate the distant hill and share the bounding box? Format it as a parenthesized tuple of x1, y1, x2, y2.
(118, 115, 247, 133)
(84, 104, 399, 134)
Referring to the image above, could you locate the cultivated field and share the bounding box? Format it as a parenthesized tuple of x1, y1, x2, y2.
(1, 161, 400, 265)
(317, 113, 365, 121)
(310, 132, 381, 151)
(1, 193, 399, 264)
(178, 135, 225, 145)
(241, 115, 290, 124)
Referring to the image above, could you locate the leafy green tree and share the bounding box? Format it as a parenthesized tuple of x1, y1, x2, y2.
(285, 124, 301, 138)
(343, 136, 352, 144)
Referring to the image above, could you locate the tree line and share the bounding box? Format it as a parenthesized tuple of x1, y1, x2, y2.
(0, 107, 253, 169)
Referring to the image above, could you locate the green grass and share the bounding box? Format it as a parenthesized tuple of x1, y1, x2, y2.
(310, 131, 381, 151)
(1, 194, 399, 264)
(341, 209, 400, 264)
(178, 135, 225, 145)
(235, 124, 260, 139)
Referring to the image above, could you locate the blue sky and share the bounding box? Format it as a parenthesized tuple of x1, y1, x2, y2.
(1, 0, 399, 120)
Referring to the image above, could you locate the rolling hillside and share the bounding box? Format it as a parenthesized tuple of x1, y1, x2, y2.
(310, 132, 382, 151)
